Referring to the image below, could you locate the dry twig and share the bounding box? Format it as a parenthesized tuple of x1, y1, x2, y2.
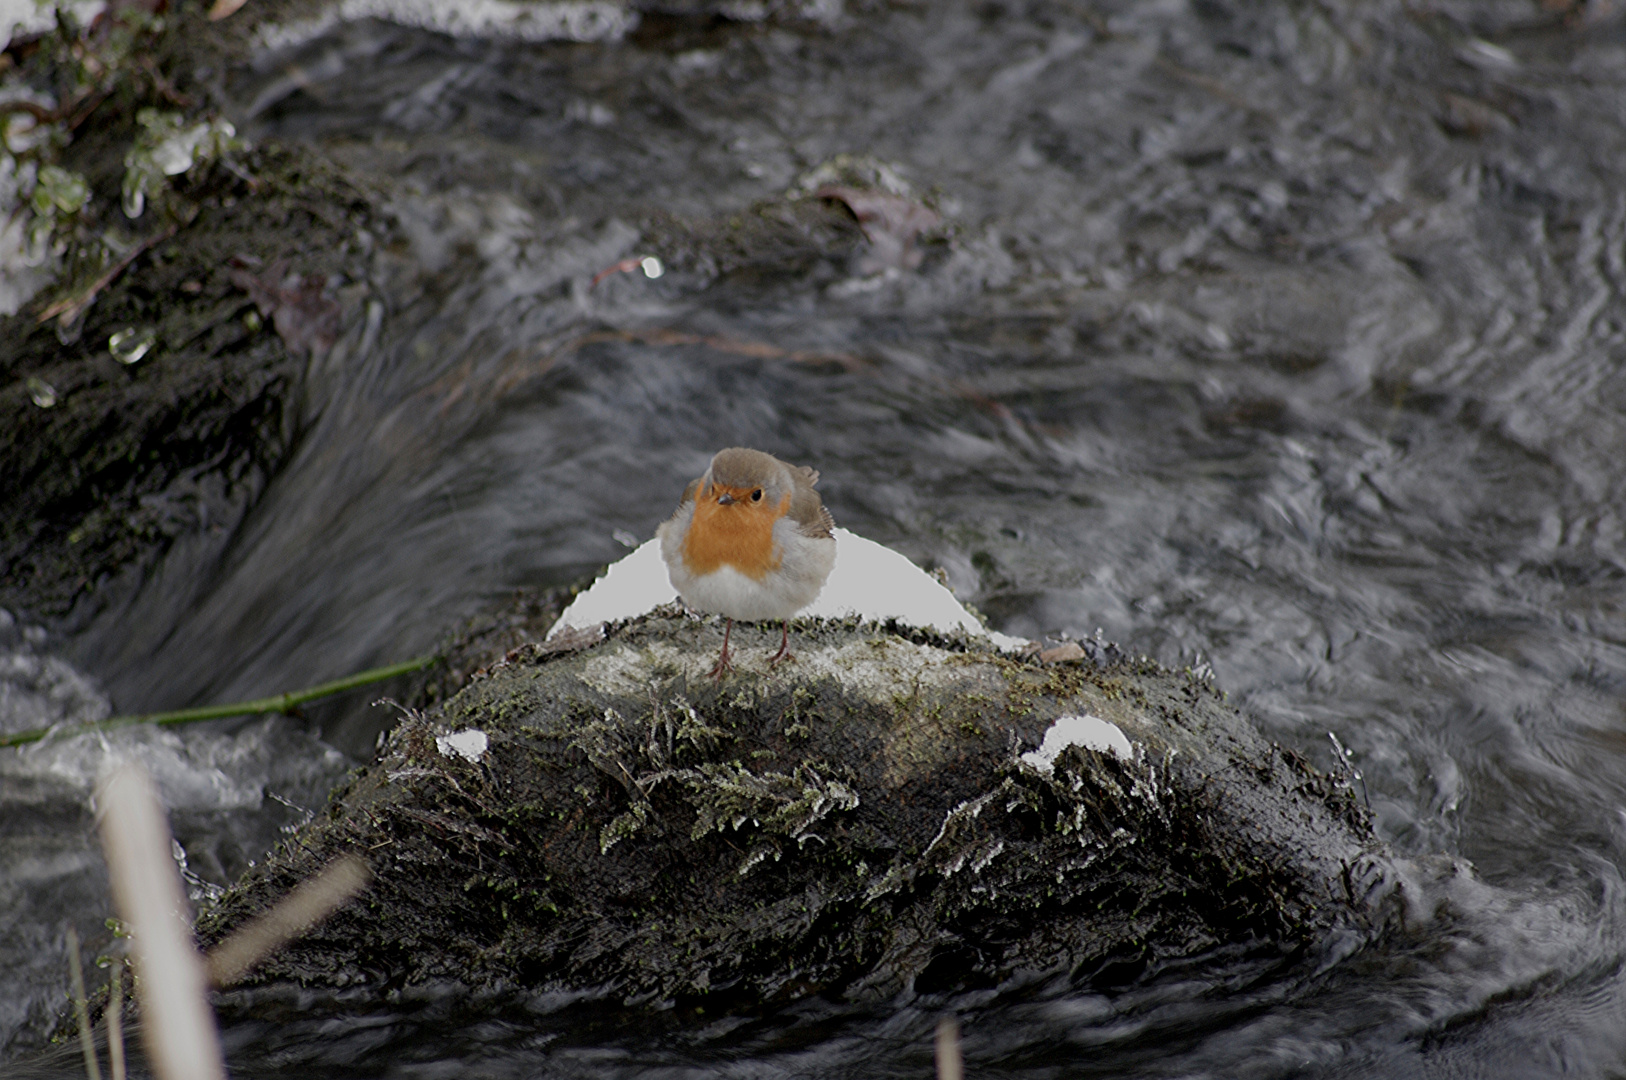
(204, 855, 371, 987)
(936, 1017, 963, 1080)
(65, 926, 103, 1080)
(37, 221, 179, 328)
(97, 763, 226, 1080)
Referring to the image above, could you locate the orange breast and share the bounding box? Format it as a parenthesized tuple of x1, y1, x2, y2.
(682, 492, 789, 581)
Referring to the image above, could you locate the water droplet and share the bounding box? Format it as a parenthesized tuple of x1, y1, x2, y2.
(640, 256, 664, 279)
(55, 314, 84, 347)
(109, 327, 157, 365)
(25, 376, 57, 408)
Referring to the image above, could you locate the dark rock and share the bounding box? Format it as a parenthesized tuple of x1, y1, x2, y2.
(196, 612, 1394, 1006)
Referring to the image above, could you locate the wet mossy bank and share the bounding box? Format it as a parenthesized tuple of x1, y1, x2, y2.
(0, 139, 386, 623)
(0, 0, 389, 623)
(197, 614, 1396, 1005)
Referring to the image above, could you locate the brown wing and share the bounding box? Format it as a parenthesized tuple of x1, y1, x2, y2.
(664, 476, 703, 526)
(788, 471, 835, 539)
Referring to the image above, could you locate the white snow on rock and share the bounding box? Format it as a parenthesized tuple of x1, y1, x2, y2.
(547, 527, 1029, 651)
(435, 729, 489, 763)
(1020, 713, 1134, 773)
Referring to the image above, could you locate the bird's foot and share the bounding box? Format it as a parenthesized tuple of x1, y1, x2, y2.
(709, 619, 736, 680)
(768, 620, 793, 666)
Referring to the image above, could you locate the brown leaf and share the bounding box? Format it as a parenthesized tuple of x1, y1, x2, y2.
(1038, 642, 1087, 664)
(815, 185, 941, 272)
(229, 257, 341, 356)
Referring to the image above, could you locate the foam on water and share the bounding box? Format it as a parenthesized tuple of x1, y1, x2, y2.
(0, 612, 350, 813)
(0, 611, 356, 1057)
(251, 0, 635, 56)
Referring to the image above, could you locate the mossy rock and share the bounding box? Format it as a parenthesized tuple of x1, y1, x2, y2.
(0, 141, 385, 621)
(196, 612, 1393, 1006)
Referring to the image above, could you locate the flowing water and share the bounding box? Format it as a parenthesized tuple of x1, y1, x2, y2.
(6, 0, 1626, 1074)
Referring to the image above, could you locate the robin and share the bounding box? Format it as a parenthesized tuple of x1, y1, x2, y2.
(658, 447, 837, 678)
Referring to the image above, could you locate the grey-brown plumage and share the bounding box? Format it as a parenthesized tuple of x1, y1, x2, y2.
(700, 449, 834, 539)
(657, 448, 838, 676)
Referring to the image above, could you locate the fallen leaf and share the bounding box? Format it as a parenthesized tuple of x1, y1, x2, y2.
(815, 185, 941, 272)
(229, 257, 341, 356)
(1038, 642, 1087, 664)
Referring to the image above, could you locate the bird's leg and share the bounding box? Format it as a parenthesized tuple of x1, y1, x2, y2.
(769, 619, 793, 665)
(709, 619, 735, 680)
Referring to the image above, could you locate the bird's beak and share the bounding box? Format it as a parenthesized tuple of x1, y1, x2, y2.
(716, 492, 736, 505)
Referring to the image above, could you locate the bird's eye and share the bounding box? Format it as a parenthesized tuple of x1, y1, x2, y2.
(750, 489, 763, 502)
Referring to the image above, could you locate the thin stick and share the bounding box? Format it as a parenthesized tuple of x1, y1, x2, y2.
(37, 221, 180, 327)
(65, 926, 103, 1080)
(935, 1017, 963, 1080)
(204, 854, 370, 987)
(0, 654, 438, 748)
(98, 763, 226, 1080)
(108, 958, 126, 1080)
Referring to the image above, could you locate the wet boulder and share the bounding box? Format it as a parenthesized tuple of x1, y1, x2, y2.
(196, 612, 1392, 1005)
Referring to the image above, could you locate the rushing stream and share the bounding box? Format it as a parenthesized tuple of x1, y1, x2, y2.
(6, 0, 1626, 1074)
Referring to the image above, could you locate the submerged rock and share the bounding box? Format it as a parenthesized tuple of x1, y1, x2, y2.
(196, 612, 1392, 1005)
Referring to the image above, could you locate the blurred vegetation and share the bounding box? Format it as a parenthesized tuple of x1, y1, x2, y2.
(0, 3, 387, 622)
(2, 2, 243, 330)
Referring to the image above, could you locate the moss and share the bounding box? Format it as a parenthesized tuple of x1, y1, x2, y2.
(194, 615, 1392, 1009)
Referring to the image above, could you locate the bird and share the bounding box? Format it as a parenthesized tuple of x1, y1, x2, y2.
(657, 448, 837, 678)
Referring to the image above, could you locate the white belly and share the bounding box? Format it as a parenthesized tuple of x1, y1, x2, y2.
(659, 512, 836, 621)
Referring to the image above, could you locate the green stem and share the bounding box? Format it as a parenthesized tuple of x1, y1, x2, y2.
(0, 655, 439, 749)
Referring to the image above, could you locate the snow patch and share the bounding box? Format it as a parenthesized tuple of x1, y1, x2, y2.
(548, 527, 1029, 650)
(436, 729, 489, 763)
(1021, 714, 1133, 773)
